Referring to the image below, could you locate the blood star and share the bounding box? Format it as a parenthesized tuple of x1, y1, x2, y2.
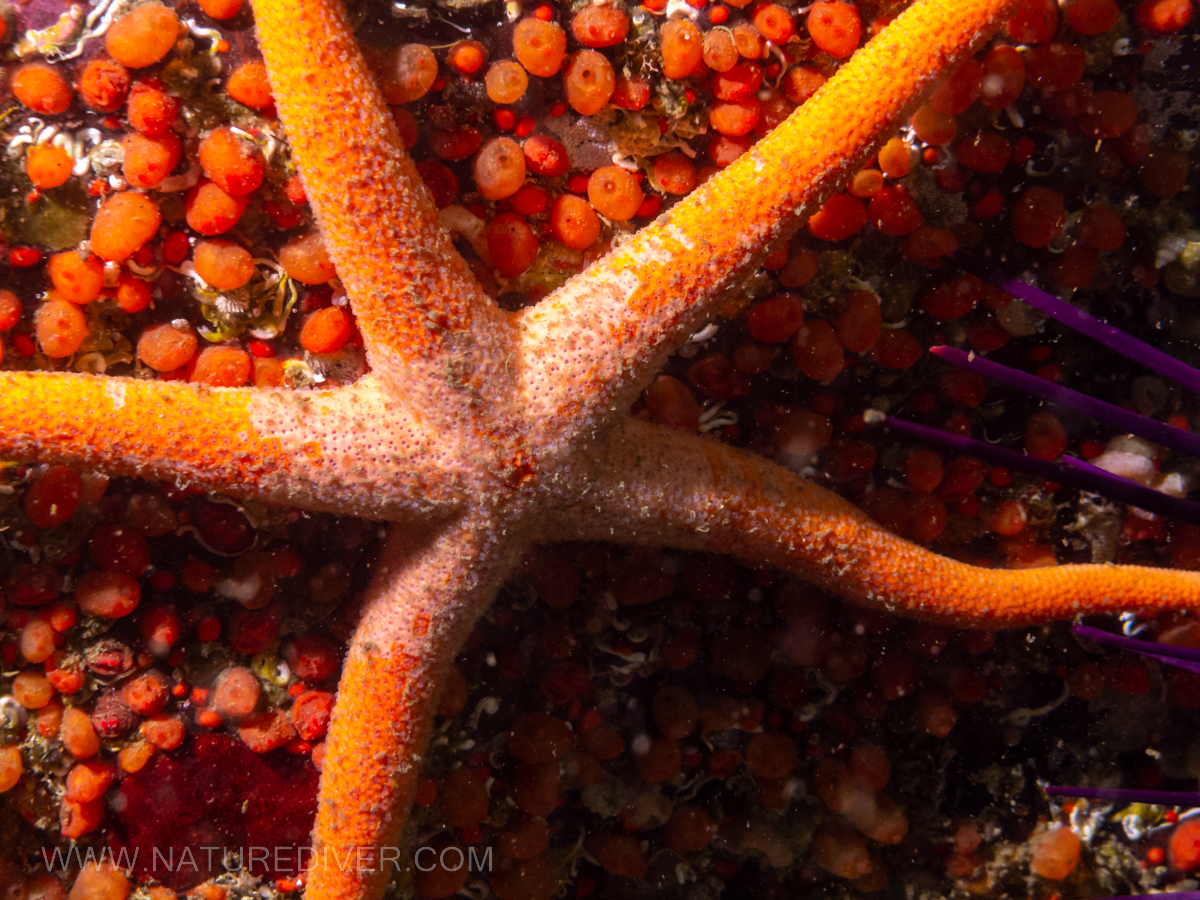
(1, 0, 1198, 899)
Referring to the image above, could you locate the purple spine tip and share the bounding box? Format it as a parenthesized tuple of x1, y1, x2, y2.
(1073, 623, 1200, 676)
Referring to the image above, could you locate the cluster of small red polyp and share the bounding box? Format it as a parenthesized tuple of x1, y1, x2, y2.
(108, 735, 319, 890)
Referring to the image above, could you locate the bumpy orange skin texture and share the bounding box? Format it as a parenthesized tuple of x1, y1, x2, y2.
(518, 0, 1030, 447)
(0, 373, 285, 486)
(10, 1, 1200, 900)
(306, 521, 518, 900)
(557, 420, 1200, 625)
(251, 0, 503, 368)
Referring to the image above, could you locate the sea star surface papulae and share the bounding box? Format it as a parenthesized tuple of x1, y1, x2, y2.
(2, 0, 1199, 899)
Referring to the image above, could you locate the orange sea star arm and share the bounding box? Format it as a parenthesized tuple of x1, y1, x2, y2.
(518, 0, 1022, 448)
(547, 420, 1200, 627)
(306, 518, 524, 900)
(0, 372, 454, 520)
(250, 0, 513, 391)
(0, 370, 292, 493)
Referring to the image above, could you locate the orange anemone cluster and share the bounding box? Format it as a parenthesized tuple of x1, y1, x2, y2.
(2, 1, 343, 380)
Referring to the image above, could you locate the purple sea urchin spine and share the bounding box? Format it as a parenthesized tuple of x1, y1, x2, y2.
(1000, 278, 1200, 396)
(1059, 456, 1200, 524)
(870, 413, 1200, 526)
(1073, 622, 1200, 676)
(930, 345, 1200, 459)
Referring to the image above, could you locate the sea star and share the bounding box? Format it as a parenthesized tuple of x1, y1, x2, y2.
(2, 0, 1199, 899)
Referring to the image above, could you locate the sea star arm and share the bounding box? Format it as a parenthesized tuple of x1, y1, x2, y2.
(516, 0, 1022, 449)
(0, 371, 459, 520)
(250, 0, 515, 407)
(546, 419, 1200, 628)
(306, 517, 526, 900)
(0, 369, 296, 494)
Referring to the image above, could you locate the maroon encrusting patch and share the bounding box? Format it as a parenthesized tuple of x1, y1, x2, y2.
(108, 735, 318, 889)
